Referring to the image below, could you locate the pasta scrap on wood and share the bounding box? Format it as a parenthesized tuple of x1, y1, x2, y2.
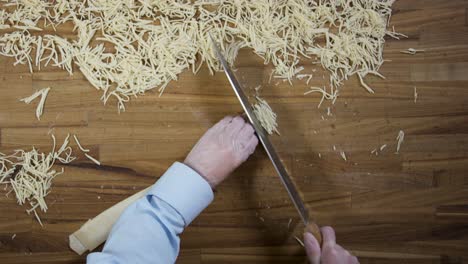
(253, 96, 280, 135)
(0, 135, 75, 226)
(73, 134, 90, 153)
(0, 0, 400, 111)
(85, 153, 101, 166)
(20, 87, 50, 120)
(414, 86, 418, 103)
(340, 151, 348, 161)
(73, 134, 100, 165)
(396, 130, 405, 153)
(401, 48, 425, 55)
(0, 133, 100, 226)
(294, 236, 305, 247)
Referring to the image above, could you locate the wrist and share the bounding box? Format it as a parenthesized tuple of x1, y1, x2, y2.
(183, 159, 217, 189)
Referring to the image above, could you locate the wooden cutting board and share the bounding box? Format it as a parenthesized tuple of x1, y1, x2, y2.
(1, 1, 468, 263)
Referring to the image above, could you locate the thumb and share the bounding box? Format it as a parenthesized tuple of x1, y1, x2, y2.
(304, 232, 321, 264)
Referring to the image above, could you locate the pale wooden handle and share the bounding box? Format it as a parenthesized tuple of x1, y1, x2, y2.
(69, 186, 151, 255)
(305, 222, 322, 246)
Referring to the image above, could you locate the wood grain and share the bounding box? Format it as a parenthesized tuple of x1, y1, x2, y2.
(1, 1, 468, 263)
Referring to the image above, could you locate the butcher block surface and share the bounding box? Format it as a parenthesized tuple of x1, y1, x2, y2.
(1, 1, 468, 263)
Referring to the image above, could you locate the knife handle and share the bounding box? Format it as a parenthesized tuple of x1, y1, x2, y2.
(305, 222, 322, 246)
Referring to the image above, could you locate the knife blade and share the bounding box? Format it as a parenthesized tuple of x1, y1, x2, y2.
(209, 34, 314, 227)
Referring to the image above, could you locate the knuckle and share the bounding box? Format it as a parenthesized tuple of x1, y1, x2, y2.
(233, 116, 244, 122)
(252, 136, 259, 146)
(247, 139, 258, 154)
(239, 142, 247, 150)
(328, 248, 338, 258)
(246, 124, 254, 133)
(222, 115, 233, 122)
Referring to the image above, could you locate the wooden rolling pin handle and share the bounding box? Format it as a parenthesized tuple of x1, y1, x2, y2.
(305, 222, 322, 246)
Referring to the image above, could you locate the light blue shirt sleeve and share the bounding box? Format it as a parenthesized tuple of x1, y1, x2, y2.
(87, 162, 214, 264)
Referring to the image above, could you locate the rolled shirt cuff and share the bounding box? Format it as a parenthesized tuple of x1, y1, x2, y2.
(148, 162, 214, 226)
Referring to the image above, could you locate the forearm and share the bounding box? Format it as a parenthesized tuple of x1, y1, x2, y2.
(87, 162, 214, 263)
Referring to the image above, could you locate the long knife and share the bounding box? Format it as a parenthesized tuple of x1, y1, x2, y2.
(209, 35, 322, 244)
